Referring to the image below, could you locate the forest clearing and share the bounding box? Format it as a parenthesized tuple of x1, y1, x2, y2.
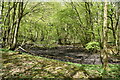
(0, 0, 120, 79)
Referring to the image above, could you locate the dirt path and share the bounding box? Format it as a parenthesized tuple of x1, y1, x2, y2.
(19, 45, 120, 64)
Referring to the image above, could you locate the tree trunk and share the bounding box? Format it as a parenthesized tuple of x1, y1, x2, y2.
(8, 2, 17, 47)
(85, 2, 95, 41)
(116, 2, 120, 54)
(0, 1, 4, 48)
(101, 0, 108, 71)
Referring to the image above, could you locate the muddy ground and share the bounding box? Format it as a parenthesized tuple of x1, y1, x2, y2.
(19, 45, 120, 64)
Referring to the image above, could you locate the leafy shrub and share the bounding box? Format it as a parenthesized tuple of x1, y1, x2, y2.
(85, 41, 101, 51)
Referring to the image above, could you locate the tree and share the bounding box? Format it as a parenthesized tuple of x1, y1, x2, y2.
(1, 1, 43, 50)
(101, 0, 108, 71)
(1, 2, 25, 50)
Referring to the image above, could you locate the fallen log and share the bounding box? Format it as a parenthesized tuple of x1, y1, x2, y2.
(15, 46, 35, 55)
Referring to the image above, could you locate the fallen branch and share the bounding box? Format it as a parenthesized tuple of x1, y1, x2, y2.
(16, 46, 35, 55)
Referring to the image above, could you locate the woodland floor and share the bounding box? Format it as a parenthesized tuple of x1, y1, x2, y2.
(20, 45, 120, 65)
(1, 46, 120, 79)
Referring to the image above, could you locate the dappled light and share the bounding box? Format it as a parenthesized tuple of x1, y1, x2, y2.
(0, 1, 120, 79)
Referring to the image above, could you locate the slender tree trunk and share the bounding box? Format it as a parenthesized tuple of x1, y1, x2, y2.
(5, 2, 11, 48)
(102, 0, 108, 70)
(56, 28, 62, 45)
(85, 2, 94, 41)
(116, 2, 120, 54)
(0, 1, 4, 48)
(0, 3, 1, 48)
(8, 2, 17, 47)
